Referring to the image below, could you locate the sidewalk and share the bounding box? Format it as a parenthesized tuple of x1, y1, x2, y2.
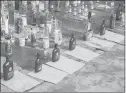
(1, 39, 124, 92)
(1, 1, 125, 92)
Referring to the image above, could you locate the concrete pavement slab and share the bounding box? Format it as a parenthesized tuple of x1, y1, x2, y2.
(28, 64, 68, 84)
(95, 30, 124, 44)
(1, 70, 40, 92)
(1, 84, 14, 92)
(90, 37, 116, 48)
(78, 37, 116, 51)
(46, 56, 84, 74)
(65, 46, 100, 62)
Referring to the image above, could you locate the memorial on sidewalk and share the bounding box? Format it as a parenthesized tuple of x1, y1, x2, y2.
(1, 1, 125, 92)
